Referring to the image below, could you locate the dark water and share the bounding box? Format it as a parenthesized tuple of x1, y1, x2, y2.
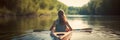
(0, 15, 120, 40)
(67, 15, 120, 30)
(0, 15, 56, 40)
(87, 15, 120, 31)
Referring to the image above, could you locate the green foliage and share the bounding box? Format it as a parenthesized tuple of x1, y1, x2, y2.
(67, 0, 108, 15)
(0, 0, 68, 16)
(68, 7, 80, 15)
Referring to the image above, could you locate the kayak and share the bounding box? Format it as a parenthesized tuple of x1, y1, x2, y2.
(51, 31, 72, 40)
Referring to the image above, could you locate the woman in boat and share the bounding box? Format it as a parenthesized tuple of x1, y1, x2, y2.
(50, 10, 72, 32)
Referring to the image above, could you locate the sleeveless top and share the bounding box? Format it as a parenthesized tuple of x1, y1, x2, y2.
(55, 20, 66, 32)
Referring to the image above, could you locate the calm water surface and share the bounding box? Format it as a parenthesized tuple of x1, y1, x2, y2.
(0, 15, 120, 40)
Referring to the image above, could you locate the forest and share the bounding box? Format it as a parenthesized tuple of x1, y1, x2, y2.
(0, 0, 120, 16)
(0, 0, 67, 16)
(68, 0, 120, 15)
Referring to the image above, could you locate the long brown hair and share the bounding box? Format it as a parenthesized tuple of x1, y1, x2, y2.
(58, 10, 67, 24)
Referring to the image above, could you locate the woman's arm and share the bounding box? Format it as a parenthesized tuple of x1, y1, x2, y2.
(50, 21, 56, 32)
(66, 22, 72, 31)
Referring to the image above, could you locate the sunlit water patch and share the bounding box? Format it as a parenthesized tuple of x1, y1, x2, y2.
(68, 19, 90, 29)
(67, 15, 91, 29)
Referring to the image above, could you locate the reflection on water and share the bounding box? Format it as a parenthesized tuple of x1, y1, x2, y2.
(0, 15, 56, 40)
(0, 15, 120, 40)
(67, 17, 90, 29)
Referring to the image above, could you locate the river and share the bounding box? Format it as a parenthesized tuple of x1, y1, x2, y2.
(0, 15, 120, 40)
